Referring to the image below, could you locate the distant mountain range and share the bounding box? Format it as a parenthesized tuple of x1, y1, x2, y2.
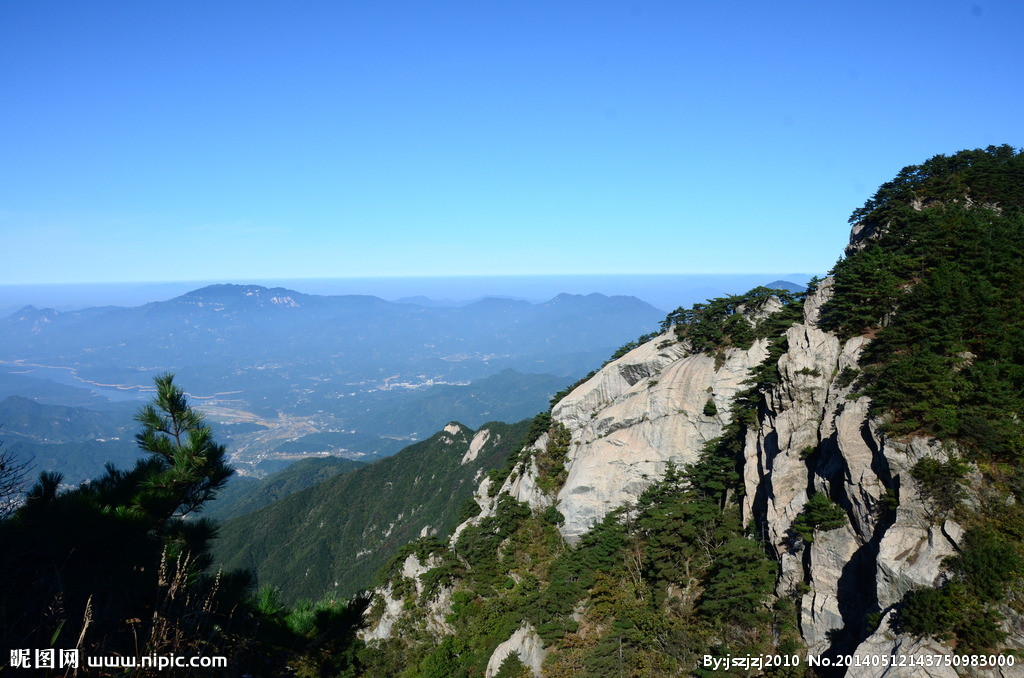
(763, 279, 807, 293)
(0, 284, 665, 389)
(0, 395, 140, 484)
(0, 274, 815, 317)
(0, 284, 666, 474)
(0, 280, 803, 480)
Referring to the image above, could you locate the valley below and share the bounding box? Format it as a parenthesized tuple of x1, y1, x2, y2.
(0, 286, 667, 479)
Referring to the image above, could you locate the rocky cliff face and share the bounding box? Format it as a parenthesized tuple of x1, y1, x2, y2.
(361, 274, 1020, 674)
(356, 148, 1024, 676)
(365, 278, 1020, 677)
(542, 281, 981, 666)
(736, 278, 986, 668)
(549, 334, 768, 544)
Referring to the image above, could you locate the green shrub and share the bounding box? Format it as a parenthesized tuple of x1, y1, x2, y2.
(457, 496, 482, 522)
(898, 528, 1021, 651)
(698, 536, 778, 626)
(836, 365, 859, 389)
(661, 287, 804, 355)
(950, 528, 1024, 603)
(899, 580, 1009, 652)
(542, 505, 565, 526)
(791, 493, 847, 543)
(494, 651, 530, 678)
(900, 585, 959, 639)
(535, 423, 572, 495)
(911, 457, 969, 517)
(419, 636, 468, 678)
(955, 610, 1007, 653)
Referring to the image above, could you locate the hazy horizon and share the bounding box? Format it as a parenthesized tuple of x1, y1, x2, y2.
(0, 273, 814, 316)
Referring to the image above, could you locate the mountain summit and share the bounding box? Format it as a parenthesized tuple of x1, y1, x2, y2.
(172, 283, 313, 309)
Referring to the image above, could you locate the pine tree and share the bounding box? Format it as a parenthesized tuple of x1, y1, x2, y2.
(132, 373, 233, 524)
(0, 374, 241, 657)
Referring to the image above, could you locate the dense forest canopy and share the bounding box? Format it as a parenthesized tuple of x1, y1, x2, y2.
(822, 145, 1024, 459)
(821, 144, 1024, 652)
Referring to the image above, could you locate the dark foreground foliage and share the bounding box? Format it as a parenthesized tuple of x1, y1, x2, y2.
(1, 376, 241, 661)
(0, 376, 373, 677)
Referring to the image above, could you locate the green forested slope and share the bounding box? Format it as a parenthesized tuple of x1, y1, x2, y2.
(823, 147, 1024, 457)
(205, 456, 366, 521)
(0, 395, 142, 483)
(820, 144, 1024, 650)
(213, 419, 530, 602)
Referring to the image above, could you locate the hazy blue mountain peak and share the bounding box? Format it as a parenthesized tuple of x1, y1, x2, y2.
(9, 305, 58, 320)
(547, 292, 605, 302)
(173, 283, 312, 308)
(763, 280, 806, 293)
(464, 296, 533, 310)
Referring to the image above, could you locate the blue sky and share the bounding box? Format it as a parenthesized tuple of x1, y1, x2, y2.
(1, 1, 1021, 284)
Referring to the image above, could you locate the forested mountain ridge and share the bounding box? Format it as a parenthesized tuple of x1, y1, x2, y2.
(355, 146, 1024, 676)
(204, 455, 367, 522)
(0, 395, 141, 483)
(213, 418, 532, 603)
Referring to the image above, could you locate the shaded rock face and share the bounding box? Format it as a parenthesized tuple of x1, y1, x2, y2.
(742, 279, 885, 655)
(736, 281, 982, 663)
(846, 218, 884, 256)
